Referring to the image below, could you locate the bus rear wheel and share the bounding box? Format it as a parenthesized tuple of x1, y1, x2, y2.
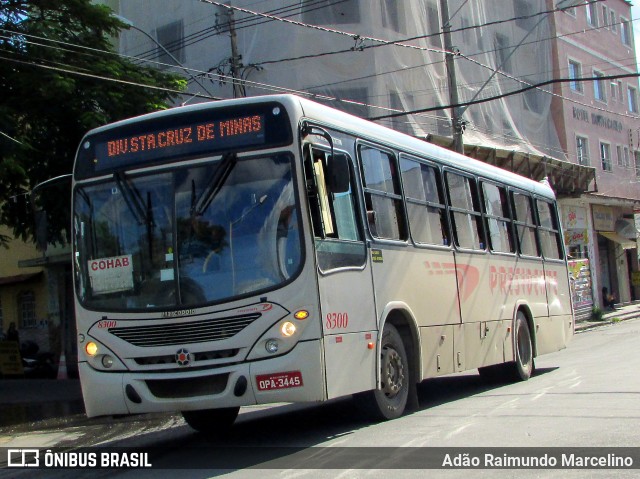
(182, 406, 240, 433)
(507, 312, 534, 381)
(357, 324, 409, 420)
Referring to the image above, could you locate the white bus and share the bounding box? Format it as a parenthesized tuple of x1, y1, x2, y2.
(72, 94, 573, 430)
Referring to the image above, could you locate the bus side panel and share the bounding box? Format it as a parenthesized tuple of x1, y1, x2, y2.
(370, 246, 460, 380)
(455, 253, 551, 369)
(419, 324, 455, 377)
(535, 261, 574, 355)
(371, 246, 461, 329)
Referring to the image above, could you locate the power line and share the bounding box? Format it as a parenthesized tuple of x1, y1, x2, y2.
(368, 72, 640, 121)
(0, 54, 213, 99)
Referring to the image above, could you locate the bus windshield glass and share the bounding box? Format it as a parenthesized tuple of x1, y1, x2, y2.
(73, 153, 302, 311)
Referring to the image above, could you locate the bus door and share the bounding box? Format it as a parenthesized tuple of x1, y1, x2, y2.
(303, 142, 377, 399)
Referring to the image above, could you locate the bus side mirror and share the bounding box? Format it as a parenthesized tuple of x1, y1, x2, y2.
(327, 154, 350, 194)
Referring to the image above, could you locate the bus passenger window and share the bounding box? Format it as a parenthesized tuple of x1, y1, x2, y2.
(482, 182, 514, 253)
(512, 192, 539, 257)
(359, 146, 407, 241)
(537, 200, 563, 259)
(400, 157, 448, 246)
(446, 172, 484, 250)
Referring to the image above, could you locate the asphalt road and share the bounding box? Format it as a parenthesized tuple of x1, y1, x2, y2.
(2, 319, 640, 478)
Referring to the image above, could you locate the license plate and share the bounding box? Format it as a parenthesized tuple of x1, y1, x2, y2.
(256, 371, 303, 391)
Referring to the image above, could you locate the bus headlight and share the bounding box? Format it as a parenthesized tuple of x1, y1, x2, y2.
(281, 321, 296, 337)
(82, 339, 127, 371)
(247, 311, 313, 360)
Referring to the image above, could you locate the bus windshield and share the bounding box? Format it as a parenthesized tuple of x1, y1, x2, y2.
(73, 153, 302, 312)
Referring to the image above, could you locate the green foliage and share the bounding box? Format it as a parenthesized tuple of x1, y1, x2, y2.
(0, 0, 185, 245)
(591, 306, 604, 322)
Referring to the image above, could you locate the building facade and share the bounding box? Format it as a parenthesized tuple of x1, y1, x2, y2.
(102, 0, 640, 316)
(550, 0, 640, 315)
(0, 225, 72, 359)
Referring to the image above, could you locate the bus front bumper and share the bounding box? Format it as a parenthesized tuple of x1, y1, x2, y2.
(78, 340, 325, 418)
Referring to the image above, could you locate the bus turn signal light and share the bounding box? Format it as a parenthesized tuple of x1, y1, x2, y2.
(294, 310, 309, 320)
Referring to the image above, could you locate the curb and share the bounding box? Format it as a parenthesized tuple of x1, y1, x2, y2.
(575, 308, 640, 332)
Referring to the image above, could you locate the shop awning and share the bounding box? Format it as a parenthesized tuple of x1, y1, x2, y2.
(424, 135, 597, 197)
(599, 232, 637, 250)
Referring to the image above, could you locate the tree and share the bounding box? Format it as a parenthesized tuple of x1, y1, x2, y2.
(0, 0, 187, 246)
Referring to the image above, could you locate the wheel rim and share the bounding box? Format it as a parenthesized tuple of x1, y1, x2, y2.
(517, 322, 532, 374)
(381, 346, 405, 397)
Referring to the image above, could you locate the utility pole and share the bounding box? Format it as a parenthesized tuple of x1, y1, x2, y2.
(439, 0, 464, 154)
(226, 6, 244, 98)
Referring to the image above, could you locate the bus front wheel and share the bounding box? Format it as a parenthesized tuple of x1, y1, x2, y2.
(357, 323, 409, 420)
(182, 406, 240, 433)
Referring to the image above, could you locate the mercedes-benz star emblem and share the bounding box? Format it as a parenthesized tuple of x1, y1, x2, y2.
(176, 348, 191, 366)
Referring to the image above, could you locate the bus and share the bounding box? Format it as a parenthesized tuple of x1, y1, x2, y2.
(72, 94, 573, 431)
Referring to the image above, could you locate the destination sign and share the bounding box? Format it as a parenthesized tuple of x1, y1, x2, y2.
(75, 101, 293, 179)
(94, 114, 265, 170)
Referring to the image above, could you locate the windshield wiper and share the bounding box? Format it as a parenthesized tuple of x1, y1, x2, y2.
(114, 171, 148, 226)
(191, 152, 237, 217)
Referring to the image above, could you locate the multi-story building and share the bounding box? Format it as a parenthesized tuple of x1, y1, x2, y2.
(96, 0, 640, 316)
(549, 0, 640, 314)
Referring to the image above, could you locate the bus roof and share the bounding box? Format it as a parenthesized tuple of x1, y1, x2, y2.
(82, 94, 556, 200)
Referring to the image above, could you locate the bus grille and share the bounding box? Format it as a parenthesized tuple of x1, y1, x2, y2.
(145, 373, 229, 398)
(108, 313, 261, 347)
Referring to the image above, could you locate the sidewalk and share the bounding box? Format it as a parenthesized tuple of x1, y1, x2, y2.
(574, 301, 640, 332)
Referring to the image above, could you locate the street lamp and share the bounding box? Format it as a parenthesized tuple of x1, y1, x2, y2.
(112, 14, 218, 100)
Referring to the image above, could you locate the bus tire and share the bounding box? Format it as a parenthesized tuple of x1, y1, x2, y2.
(507, 312, 534, 381)
(181, 406, 240, 433)
(357, 324, 409, 420)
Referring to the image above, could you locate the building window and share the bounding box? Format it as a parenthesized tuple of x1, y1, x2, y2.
(611, 81, 618, 101)
(302, 0, 360, 25)
(601, 5, 609, 29)
(576, 136, 589, 165)
(628, 86, 638, 113)
(636, 151, 640, 179)
(600, 142, 612, 171)
(381, 0, 404, 32)
(617, 145, 623, 167)
(18, 291, 36, 329)
(610, 10, 617, 32)
(495, 33, 512, 73)
(427, 1, 442, 48)
(514, 0, 535, 30)
(624, 146, 630, 168)
(568, 60, 582, 92)
(564, 6, 577, 18)
(586, 2, 598, 27)
(621, 17, 632, 46)
(593, 70, 606, 102)
(155, 20, 185, 67)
